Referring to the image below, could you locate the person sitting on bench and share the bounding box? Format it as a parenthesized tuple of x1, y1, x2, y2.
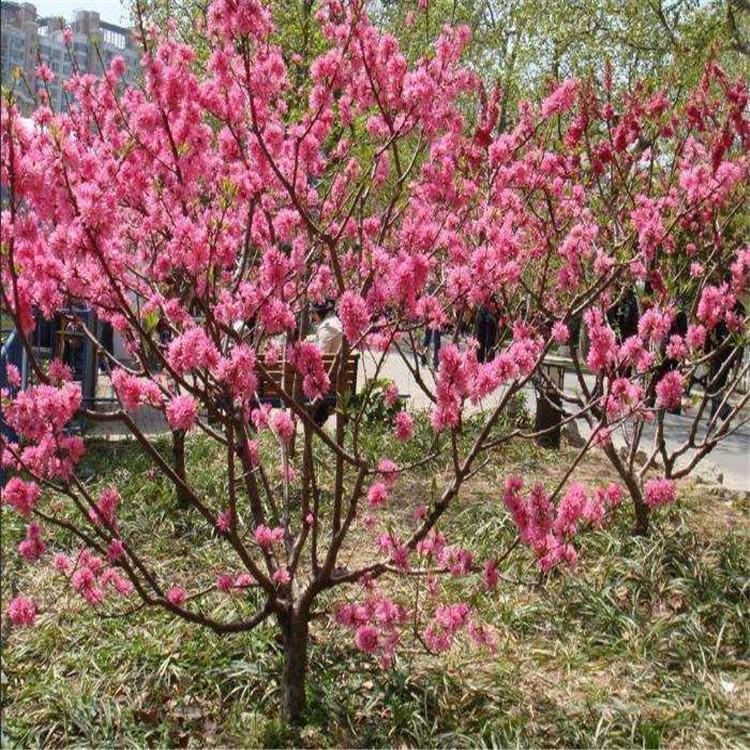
(307, 301, 343, 425)
(307, 300, 343, 354)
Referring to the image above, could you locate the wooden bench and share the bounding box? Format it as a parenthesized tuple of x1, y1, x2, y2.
(257, 352, 360, 406)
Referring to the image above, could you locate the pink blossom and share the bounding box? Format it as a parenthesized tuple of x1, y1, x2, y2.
(666, 335, 687, 361)
(697, 285, 732, 330)
(88, 487, 120, 529)
(383, 382, 400, 408)
(216, 344, 258, 400)
(584, 309, 617, 374)
(483, 559, 499, 590)
(110, 56, 126, 79)
(440, 546, 474, 576)
(554, 483, 588, 537)
(4, 383, 81, 442)
(53, 553, 73, 573)
(254, 524, 284, 547)
(338, 291, 370, 344)
(106, 539, 126, 561)
(290, 342, 330, 400)
(354, 625, 379, 653)
(8, 597, 36, 627)
(167, 328, 220, 374)
(3, 477, 40, 516)
(269, 409, 295, 446)
(655, 371, 683, 410)
(551, 321, 570, 344)
(644, 478, 676, 508)
(35, 64, 54, 82)
(102, 570, 133, 596)
(367, 482, 389, 508)
(251, 404, 271, 431)
(216, 508, 233, 533)
(273, 568, 291, 585)
(541, 79, 577, 117)
(245, 439, 260, 466)
(638, 307, 673, 345)
(377, 458, 400, 487)
(235, 573, 254, 588)
(686, 324, 707, 350)
(18, 521, 46, 561)
(216, 574, 234, 591)
(166, 394, 199, 431)
(394, 411, 415, 441)
(48, 359, 72, 383)
(6, 363, 21, 387)
(112, 370, 162, 411)
(166, 587, 186, 606)
(71, 566, 104, 605)
(423, 602, 471, 652)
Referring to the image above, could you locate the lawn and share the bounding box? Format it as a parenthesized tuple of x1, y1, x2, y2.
(1, 424, 748, 748)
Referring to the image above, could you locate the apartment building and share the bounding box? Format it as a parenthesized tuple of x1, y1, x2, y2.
(1, 1, 140, 112)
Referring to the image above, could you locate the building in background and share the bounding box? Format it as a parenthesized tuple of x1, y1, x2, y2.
(1, 1, 140, 112)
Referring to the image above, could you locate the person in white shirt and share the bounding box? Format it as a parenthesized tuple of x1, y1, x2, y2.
(309, 301, 343, 354)
(307, 301, 343, 425)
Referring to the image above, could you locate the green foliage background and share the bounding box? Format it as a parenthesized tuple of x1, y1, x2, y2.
(133, 0, 749, 122)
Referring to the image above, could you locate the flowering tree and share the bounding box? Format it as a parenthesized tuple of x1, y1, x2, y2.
(1, 0, 748, 722)
(533, 68, 750, 534)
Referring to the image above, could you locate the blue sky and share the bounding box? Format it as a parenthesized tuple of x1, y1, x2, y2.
(32, 0, 130, 25)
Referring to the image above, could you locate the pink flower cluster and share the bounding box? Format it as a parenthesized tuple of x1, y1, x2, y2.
(2, 382, 84, 480)
(216, 572, 255, 591)
(503, 477, 622, 571)
(644, 477, 676, 508)
(167, 586, 186, 606)
(383, 382, 400, 408)
(254, 525, 285, 548)
(111, 369, 163, 411)
(290, 342, 330, 400)
(423, 602, 471, 652)
(7, 597, 37, 627)
(584, 309, 617, 374)
(338, 291, 370, 344)
(336, 588, 406, 666)
(167, 328, 220, 375)
(367, 481, 390, 508)
(393, 411, 414, 441)
(56, 549, 133, 605)
(18, 521, 46, 561)
(269, 409, 296, 446)
(3, 477, 41, 516)
(88, 487, 121, 529)
(165, 394, 199, 431)
(655, 371, 684, 410)
(3, 382, 81, 440)
(216, 344, 258, 400)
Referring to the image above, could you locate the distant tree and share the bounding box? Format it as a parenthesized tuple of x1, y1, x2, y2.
(373, 0, 749, 125)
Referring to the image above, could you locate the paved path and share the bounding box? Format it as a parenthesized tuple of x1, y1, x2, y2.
(88, 349, 749, 491)
(359, 349, 750, 492)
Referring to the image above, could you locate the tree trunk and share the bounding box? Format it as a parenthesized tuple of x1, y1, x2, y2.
(601, 442, 650, 536)
(171, 429, 190, 509)
(281, 613, 309, 724)
(625, 476, 650, 536)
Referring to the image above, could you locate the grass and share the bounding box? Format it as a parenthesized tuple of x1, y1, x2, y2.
(1, 419, 748, 747)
